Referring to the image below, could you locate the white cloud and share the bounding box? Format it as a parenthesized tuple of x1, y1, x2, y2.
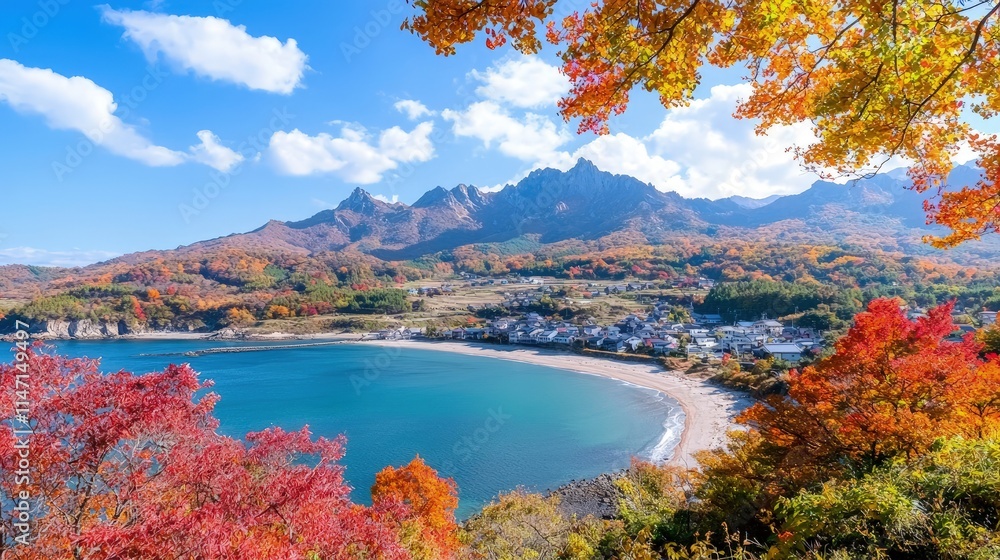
(478, 184, 509, 193)
(952, 143, 979, 165)
(443, 101, 570, 162)
(100, 6, 308, 94)
(380, 122, 435, 162)
(639, 83, 822, 198)
(496, 83, 833, 199)
(471, 56, 569, 108)
(188, 130, 244, 171)
(0, 59, 247, 171)
(268, 121, 435, 183)
(394, 99, 433, 120)
(372, 193, 400, 203)
(0, 58, 185, 166)
(0, 247, 120, 268)
(571, 134, 685, 192)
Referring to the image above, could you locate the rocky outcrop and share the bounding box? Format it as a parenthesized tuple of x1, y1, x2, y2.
(209, 328, 251, 340)
(547, 471, 625, 519)
(29, 319, 148, 339)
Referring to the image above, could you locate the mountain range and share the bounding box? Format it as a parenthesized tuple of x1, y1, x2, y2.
(2, 158, 997, 302)
(178, 158, 995, 263)
(3, 159, 996, 286)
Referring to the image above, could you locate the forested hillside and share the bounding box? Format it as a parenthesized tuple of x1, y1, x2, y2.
(2, 236, 998, 334)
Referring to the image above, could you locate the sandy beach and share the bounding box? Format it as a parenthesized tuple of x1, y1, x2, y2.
(359, 339, 751, 469)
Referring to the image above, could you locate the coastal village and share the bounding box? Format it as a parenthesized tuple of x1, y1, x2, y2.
(368, 274, 828, 365)
(368, 307, 820, 364)
(369, 275, 1000, 367)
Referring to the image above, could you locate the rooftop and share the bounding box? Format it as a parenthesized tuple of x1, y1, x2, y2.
(763, 344, 804, 353)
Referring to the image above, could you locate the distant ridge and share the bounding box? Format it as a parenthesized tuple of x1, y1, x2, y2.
(173, 158, 986, 261)
(727, 194, 782, 209)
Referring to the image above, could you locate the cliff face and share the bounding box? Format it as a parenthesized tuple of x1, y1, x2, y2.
(29, 319, 147, 339)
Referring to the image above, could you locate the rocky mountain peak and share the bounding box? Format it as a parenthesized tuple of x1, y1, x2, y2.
(450, 184, 489, 209)
(570, 157, 599, 174)
(337, 187, 381, 214)
(412, 186, 454, 208)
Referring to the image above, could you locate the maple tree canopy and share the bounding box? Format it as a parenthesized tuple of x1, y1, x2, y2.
(0, 348, 459, 559)
(403, 0, 1000, 247)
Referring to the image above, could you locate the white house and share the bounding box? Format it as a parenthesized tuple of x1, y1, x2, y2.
(535, 330, 558, 344)
(553, 334, 576, 345)
(754, 320, 784, 336)
(763, 343, 804, 362)
(981, 311, 998, 326)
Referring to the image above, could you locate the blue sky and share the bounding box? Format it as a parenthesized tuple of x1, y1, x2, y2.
(0, 1, 987, 267)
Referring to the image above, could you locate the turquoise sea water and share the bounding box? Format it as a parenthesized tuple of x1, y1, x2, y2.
(51, 340, 682, 517)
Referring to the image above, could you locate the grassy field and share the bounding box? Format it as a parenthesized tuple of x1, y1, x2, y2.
(0, 299, 28, 313)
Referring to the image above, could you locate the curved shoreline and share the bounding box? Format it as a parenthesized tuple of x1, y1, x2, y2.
(356, 339, 751, 468)
(58, 334, 751, 468)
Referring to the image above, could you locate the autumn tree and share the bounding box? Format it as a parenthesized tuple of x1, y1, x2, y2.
(460, 490, 602, 559)
(372, 457, 461, 559)
(266, 304, 292, 319)
(0, 347, 451, 559)
(770, 436, 1000, 559)
(404, 0, 1000, 246)
(981, 321, 1000, 355)
(697, 298, 1000, 530)
(224, 306, 256, 327)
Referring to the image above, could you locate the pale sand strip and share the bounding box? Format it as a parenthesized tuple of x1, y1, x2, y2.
(359, 339, 752, 469)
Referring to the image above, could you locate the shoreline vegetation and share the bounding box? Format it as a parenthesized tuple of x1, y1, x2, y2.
(53, 330, 752, 469)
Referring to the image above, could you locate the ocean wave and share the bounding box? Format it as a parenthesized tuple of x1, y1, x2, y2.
(647, 404, 685, 463)
(604, 379, 686, 463)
